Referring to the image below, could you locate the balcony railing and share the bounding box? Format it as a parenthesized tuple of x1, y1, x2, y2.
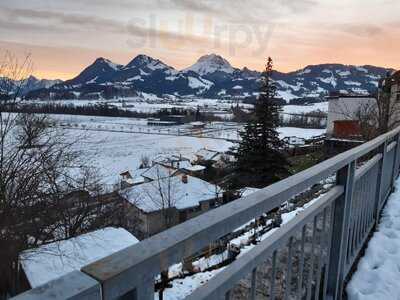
(12, 126, 400, 300)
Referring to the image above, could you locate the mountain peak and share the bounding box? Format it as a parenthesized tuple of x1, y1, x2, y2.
(184, 53, 234, 75)
(93, 57, 120, 70)
(124, 54, 170, 71)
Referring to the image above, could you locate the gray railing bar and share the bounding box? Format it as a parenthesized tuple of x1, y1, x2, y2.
(387, 140, 397, 152)
(82, 129, 399, 299)
(306, 216, 318, 300)
(10, 271, 101, 300)
(250, 268, 257, 300)
(374, 141, 387, 220)
(354, 153, 382, 182)
(185, 187, 344, 300)
(391, 134, 400, 187)
(270, 250, 277, 300)
(296, 225, 306, 299)
(314, 208, 328, 300)
(322, 205, 335, 300)
(326, 161, 356, 300)
(284, 236, 294, 300)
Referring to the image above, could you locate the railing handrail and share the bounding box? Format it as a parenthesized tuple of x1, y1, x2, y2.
(12, 125, 400, 300)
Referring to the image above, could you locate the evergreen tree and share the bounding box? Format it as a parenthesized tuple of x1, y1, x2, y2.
(229, 57, 291, 189)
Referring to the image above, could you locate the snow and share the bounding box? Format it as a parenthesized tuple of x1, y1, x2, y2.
(277, 89, 299, 102)
(297, 68, 311, 75)
(357, 67, 369, 73)
(344, 81, 362, 86)
(123, 174, 221, 212)
(195, 148, 220, 161)
(86, 76, 98, 84)
(141, 164, 178, 180)
(282, 102, 328, 114)
(318, 75, 337, 87)
(337, 70, 351, 77)
(278, 127, 325, 139)
(184, 54, 234, 75)
(20, 227, 138, 288)
(187, 77, 213, 90)
(232, 85, 243, 90)
(346, 179, 400, 300)
(103, 58, 120, 71)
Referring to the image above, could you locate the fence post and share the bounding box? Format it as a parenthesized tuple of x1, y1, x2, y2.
(326, 161, 355, 300)
(391, 134, 400, 185)
(374, 141, 387, 219)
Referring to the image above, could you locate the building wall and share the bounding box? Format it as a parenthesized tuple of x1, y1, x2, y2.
(326, 97, 376, 135)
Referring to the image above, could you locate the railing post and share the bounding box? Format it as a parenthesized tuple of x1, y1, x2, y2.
(326, 161, 355, 300)
(391, 134, 400, 185)
(374, 141, 387, 219)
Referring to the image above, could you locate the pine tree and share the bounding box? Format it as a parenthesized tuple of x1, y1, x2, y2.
(229, 57, 291, 189)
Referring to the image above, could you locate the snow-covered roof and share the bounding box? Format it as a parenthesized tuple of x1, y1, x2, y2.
(20, 227, 139, 288)
(195, 148, 220, 161)
(183, 164, 206, 172)
(141, 164, 177, 181)
(190, 121, 206, 126)
(122, 175, 221, 212)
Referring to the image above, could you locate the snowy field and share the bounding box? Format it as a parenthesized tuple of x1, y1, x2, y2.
(67, 129, 233, 186)
(29, 98, 328, 117)
(282, 101, 328, 114)
(346, 179, 400, 300)
(46, 114, 325, 186)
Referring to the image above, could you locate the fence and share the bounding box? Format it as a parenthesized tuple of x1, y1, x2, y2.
(12, 126, 400, 300)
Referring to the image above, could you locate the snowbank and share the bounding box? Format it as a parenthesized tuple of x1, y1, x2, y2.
(346, 180, 400, 300)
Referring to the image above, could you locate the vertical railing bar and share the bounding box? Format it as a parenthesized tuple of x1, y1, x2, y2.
(297, 225, 307, 300)
(355, 176, 365, 249)
(349, 180, 359, 262)
(270, 250, 277, 300)
(250, 268, 257, 300)
(326, 161, 356, 300)
(362, 174, 370, 240)
(284, 237, 294, 300)
(306, 216, 318, 300)
(391, 134, 399, 188)
(314, 208, 327, 300)
(322, 205, 335, 299)
(374, 141, 387, 221)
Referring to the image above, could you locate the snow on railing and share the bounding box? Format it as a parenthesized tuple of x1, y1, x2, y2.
(11, 127, 400, 300)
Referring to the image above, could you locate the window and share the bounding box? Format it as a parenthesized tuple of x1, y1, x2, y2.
(397, 92, 400, 102)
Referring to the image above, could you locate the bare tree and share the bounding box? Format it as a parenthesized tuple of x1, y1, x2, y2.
(0, 51, 121, 297)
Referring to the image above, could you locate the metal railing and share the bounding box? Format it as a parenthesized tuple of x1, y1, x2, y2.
(12, 127, 400, 300)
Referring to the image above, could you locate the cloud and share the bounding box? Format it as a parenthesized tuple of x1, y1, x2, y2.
(340, 24, 384, 37)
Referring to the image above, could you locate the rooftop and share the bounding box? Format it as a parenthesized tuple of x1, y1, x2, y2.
(19, 227, 139, 288)
(122, 174, 222, 212)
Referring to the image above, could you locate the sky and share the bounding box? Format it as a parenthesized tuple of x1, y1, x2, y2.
(0, 0, 399, 80)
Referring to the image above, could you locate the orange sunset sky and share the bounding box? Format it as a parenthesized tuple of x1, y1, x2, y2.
(0, 0, 399, 80)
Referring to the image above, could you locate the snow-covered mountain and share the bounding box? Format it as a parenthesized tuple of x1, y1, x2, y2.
(25, 54, 393, 102)
(184, 54, 235, 75)
(0, 75, 62, 96)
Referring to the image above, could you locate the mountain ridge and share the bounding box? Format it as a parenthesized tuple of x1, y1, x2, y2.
(11, 53, 395, 102)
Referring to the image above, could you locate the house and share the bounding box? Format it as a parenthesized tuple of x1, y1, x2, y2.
(18, 227, 138, 291)
(194, 148, 221, 165)
(326, 94, 376, 138)
(152, 155, 206, 176)
(119, 170, 146, 188)
(141, 163, 178, 181)
(119, 174, 222, 238)
(190, 121, 206, 129)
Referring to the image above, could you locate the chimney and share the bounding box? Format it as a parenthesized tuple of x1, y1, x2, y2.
(182, 174, 188, 184)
